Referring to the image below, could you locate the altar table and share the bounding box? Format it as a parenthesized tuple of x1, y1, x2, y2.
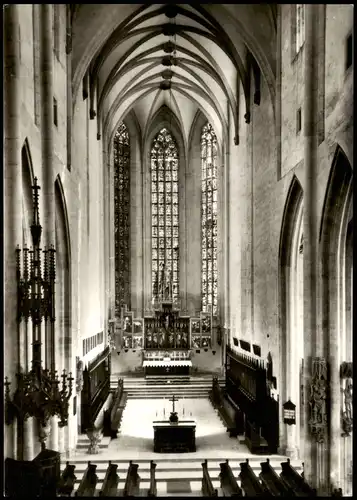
(153, 420, 196, 453)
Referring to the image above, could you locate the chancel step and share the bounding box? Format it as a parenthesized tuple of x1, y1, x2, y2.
(110, 375, 225, 399)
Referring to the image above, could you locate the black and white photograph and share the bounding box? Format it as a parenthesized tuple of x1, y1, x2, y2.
(3, 4, 353, 497)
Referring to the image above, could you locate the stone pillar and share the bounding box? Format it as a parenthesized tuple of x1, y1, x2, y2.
(23, 418, 35, 460)
(303, 5, 328, 494)
(4, 4, 22, 460)
(66, 4, 72, 171)
(49, 416, 59, 451)
(40, 4, 59, 450)
(58, 425, 65, 457)
(225, 105, 231, 341)
(40, 4, 55, 250)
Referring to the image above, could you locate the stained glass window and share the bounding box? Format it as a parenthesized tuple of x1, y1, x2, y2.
(201, 123, 218, 315)
(114, 122, 130, 315)
(151, 128, 179, 303)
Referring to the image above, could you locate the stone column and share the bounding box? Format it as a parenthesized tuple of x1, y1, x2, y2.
(40, 4, 58, 450)
(303, 4, 327, 494)
(225, 104, 231, 341)
(4, 4, 22, 460)
(58, 425, 65, 457)
(49, 416, 59, 451)
(23, 418, 35, 460)
(40, 4, 55, 249)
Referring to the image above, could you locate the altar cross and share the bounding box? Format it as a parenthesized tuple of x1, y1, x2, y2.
(169, 394, 179, 413)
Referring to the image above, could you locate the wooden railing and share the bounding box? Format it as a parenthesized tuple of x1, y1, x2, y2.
(201, 459, 218, 497)
(147, 460, 157, 497)
(99, 461, 119, 497)
(57, 462, 76, 497)
(110, 379, 128, 438)
(75, 462, 98, 497)
(123, 460, 140, 497)
(219, 459, 243, 497)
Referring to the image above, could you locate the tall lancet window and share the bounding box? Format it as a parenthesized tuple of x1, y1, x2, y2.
(151, 128, 179, 303)
(114, 122, 130, 314)
(201, 123, 218, 315)
(296, 4, 305, 54)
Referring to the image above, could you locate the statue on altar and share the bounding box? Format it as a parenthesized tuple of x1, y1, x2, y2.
(176, 332, 182, 348)
(158, 263, 173, 300)
(158, 328, 166, 347)
(182, 332, 188, 348)
(164, 269, 173, 300)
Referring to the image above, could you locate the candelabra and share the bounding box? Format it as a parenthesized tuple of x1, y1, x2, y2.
(5, 177, 73, 453)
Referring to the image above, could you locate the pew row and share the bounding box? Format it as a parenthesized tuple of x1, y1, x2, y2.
(239, 459, 266, 497)
(75, 462, 98, 497)
(147, 460, 157, 497)
(201, 459, 218, 497)
(219, 459, 243, 497)
(99, 461, 119, 497)
(280, 458, 317, 497)
(123, 460, 141, 496)
(57, 462, 76, 497)
(259, 458, 291, 497)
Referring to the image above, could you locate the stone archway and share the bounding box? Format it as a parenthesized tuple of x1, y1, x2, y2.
(278, 174, 304, 459)
(319, 145, 353, 494)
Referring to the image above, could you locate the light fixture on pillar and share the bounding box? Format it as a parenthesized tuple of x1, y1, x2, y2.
(5, 177, 73, 453)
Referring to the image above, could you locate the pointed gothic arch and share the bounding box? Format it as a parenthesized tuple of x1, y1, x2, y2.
(319, 145, 353, 494)
(278, 174, 304, 459)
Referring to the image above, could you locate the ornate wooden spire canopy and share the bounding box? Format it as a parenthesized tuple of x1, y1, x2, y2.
(5, 178, 73, 455)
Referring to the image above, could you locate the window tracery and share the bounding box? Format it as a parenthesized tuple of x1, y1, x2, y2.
(114, 122, 130, 315)
(201, 123, 218, 315)
(151, 128, 179, 303)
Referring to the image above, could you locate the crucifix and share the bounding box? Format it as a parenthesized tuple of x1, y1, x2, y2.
(170, 395, 179, 414)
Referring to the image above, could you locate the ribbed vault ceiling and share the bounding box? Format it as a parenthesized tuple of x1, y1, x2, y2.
(71, 4, 277, 148)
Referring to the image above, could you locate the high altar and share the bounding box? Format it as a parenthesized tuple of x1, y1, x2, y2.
(119, 293, 213, 375)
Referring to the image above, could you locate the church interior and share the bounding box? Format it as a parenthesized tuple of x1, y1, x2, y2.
(3, 4, 353, 497)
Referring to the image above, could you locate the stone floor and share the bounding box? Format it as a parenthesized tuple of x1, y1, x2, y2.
(70, 397, 291, 462)
(67, 397, 303, 496)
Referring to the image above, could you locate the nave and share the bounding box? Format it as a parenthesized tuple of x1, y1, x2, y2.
(63, 394, 303, 496)
(4, 3, 353, 496)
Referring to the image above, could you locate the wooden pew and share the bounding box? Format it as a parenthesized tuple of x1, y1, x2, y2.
(147, 460, 157, 497)
(201, 459, 218, 497)
(75, 462, 98, 497)
(219, 459, 243, 497)
(259, 459, 291, 497)
(110, 379, 128, 438)
(280, 459, 317, 497)
(239, 459, 267, 497)
(99, 461, 119, 497)
(57, 462, 76, 497)
(123, 460, 140, 497)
